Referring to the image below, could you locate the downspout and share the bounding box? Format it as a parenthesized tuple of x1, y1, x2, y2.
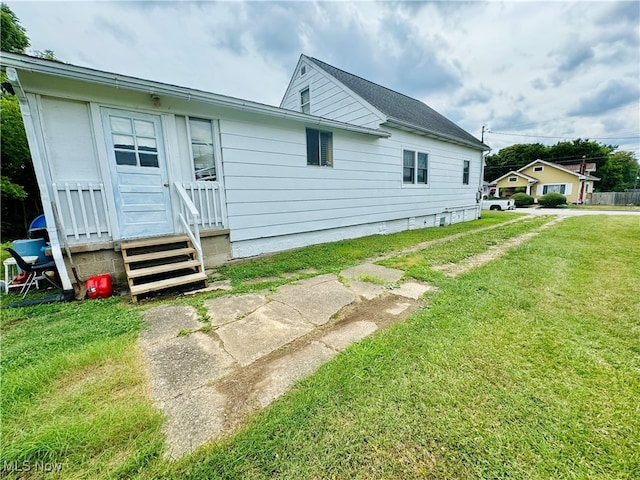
(6, 68, 74, 293)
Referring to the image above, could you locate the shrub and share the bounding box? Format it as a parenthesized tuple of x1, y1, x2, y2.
(538, 192, 567, 207)
(511, 193, 535, 207)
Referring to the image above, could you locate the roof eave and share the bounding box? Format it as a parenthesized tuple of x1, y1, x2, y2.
(1, 52, 390, 139)
(383, 118, 489, 151)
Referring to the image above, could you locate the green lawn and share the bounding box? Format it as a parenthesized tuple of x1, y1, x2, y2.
(1, 213, 638, 479)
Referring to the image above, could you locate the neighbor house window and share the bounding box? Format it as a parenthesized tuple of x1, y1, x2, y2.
(509, 176, 518, 182)
(306, 128, 333, 167)
(110, 116, 159, 167)
(403, 150, 428, 184)
(300, 88, 310, 114)
(533, 166, 544, 172)
(543, 184, 566, 194)
(188, 118, 216, 181)
(463, 160, 470, 185)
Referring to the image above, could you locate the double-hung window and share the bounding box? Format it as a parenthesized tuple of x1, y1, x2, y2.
(463, 160, 470, 185)
(300, 88, 310, 114)
(188, 118, 216, 181)
(306, 128, 333, 167)
(403, 150, 428, 185)
(543, 184, 566, 194)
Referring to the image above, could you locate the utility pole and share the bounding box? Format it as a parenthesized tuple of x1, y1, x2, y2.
(481, 125, 485, 143)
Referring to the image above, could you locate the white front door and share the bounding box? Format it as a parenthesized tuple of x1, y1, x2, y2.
(102, 109, 173, 239)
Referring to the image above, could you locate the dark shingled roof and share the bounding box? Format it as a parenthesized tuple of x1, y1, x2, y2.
(306, 56, 488, 150)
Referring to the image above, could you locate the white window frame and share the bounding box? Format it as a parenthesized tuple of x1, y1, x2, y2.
(402, 149, 429, 186)
(542, 184, 567, 195)
(533, 165, 544, 172)
(300, 87, 310, 114)
(186, 117, 217, 181)
(509, 176, 518, 182)
(463, 160, 470, 185)
(306, 128, 333, 167)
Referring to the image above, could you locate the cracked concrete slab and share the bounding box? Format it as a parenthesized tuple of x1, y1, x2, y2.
(142, 332, 236, 400)
(384, 301, 413, 316)
(162, 385, 226, 459)
(340, 263, 404, 283)
(320, 320, 378, 351)
(271, 274, 355, 325)
(204, 293, 268, 326)
(253, 341, 337, 407)
(392, 282, 436, 299)
(216, 301, 314, 366)
(140, 306, 203, 345)
(346, 280, 386, 300)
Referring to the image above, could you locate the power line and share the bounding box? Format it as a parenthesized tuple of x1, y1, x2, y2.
(486, 130, 640, 141)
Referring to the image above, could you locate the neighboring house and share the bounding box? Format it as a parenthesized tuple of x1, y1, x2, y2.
(1, 52, 488, 298)
(493, 159, 599, 204)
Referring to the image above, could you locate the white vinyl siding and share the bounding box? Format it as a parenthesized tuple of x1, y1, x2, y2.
(280, 62, 383, 129)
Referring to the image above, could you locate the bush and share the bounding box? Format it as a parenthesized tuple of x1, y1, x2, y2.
(511, 193, 535, 207)
(538, 192, 567, 207)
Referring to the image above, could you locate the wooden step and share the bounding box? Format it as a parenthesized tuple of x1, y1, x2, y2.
(130, 272, 208, 297)
(123, 247, 196, 264)
(121, 235, 190, 249)
(127, 259, 202, 279)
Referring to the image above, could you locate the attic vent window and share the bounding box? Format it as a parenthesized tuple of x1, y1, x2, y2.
(509, 176, 518, 182)
(300, 65, 306, 76)
(533, 166, 544, 172)
(300, 88, 310, 114)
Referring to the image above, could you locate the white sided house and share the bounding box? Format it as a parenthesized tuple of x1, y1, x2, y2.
(1, 52, 488, 300)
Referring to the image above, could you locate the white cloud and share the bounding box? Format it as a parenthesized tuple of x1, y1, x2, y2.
(7, 0, 639, 156)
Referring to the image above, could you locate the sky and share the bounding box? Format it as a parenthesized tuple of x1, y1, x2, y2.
(7, 0, 640, 158)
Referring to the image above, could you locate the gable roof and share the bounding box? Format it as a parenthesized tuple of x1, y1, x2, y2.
(493, 171, 539, 184)
(304, 56, 489, 151)
(519, 159, 600, 181)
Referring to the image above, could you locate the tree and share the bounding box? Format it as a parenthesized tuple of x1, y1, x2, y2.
(1, 3, 29, 53)
(598, 151, 640, 191)
(484, 139, 637, 193)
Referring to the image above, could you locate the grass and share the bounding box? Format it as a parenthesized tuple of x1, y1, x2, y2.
(2, 213, 638, 478)
(0, 298, 165, 479)
(214, 211, 515, 286)
(155, 215, 639, 479)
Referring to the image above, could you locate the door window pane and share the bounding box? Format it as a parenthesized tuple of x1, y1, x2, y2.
(110, 116, 132, 133)
(113, 134, 135, 150)
(137, 137, 157, 152)
(115, 150, 137, 166)
(139, 153, 159, 167)
(134, 120, 155, 137)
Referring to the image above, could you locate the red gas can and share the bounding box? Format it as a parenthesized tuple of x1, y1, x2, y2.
(86, 274, 113, 299)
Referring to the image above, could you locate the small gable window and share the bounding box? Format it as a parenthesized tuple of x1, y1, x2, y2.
(300, 88, 310, 114)
(300, 65, 306, 76)
(306, 128, 333, 167)
(533, 166, 544, 172)
(509, 176, 518, 182)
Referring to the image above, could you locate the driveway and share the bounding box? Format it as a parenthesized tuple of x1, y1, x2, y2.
(516, 207, 640, 216)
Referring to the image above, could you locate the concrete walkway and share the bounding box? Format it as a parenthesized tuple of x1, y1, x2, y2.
(140, 264, 435, 458)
